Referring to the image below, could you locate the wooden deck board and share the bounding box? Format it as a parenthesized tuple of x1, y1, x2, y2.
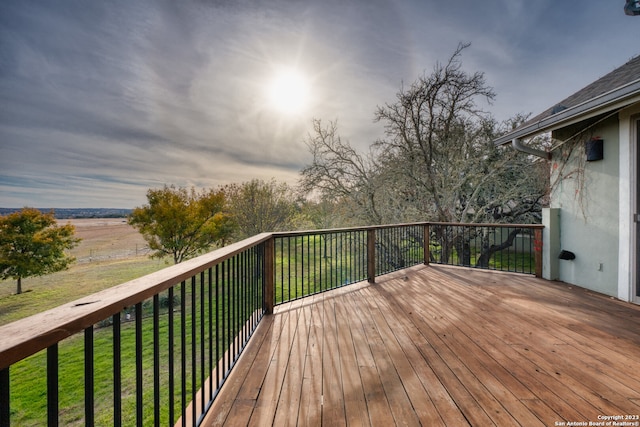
(205, 265, 640, 426)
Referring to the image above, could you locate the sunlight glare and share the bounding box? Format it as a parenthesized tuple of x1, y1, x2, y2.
(267, 68, 310, 114)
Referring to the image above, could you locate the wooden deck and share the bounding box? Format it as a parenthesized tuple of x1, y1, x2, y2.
(204, 264, 640, 426)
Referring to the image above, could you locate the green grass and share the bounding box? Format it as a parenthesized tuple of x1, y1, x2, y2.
(8, 280, 256, 426)
(0, 257, 167, 326)
(11, 310, 181, 426)
(430, 245, 535, 273)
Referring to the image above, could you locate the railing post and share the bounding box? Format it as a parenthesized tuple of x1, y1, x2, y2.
(534, 228, 543, 278)
(424, 223, 430, 266)
(367, 229, 376, 283)
(264, 236, 275, 314)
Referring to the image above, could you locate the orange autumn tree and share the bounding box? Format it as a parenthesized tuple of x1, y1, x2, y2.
(129, 185, 234, 264)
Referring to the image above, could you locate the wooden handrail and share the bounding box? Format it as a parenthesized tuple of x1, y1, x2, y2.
(273, 222, 544, 238)
(0, 223, 544, 369)
(0, 233, 272, 370)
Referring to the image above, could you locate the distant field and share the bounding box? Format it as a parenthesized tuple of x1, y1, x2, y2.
(65, 218, 152, 262)
(0, 218, 167, 326)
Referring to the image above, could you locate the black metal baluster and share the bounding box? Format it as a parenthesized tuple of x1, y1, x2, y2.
(168, 287, 175, 425)
(135, 303, 143, 427)
(358, 231, 367, 280)
(47, 344, 58, 427)
(244, 250, 249, 337)
(331, 232, 335, 288)
(339, 232, 344, 285)
(0, 368, 9, 427)
(226, 259, 231, 373)
(242, 250, 248, 344)
(314, 234, 318, 294)
(84, 326, 94, 427)
(153, 295, 160, 427)
(287, 237, 292, 301)
(200, 271, 206, 416)
(180, 281, 186, 427)
(208, 267, 213, 401)
(222, 261, 227, 377)
(191, 276, 197, 426)
(278, 238, 282, 304)
(113, 312, 121, 427)
(251, 248, 257, 330)
(216, 264, 221, 389)
(236, 253, 241, 355)
(231, 256, 237, 362)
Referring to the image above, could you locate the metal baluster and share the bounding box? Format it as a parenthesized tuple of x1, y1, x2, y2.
(153, 295, 160, 427)
(0, 368, 9, 427)
(200, 271, 205, 415)
(113, 313, 121, 427)
(84, 326, 94, 427)
(47, 344, 58, 427)
(191, 276, 197, 425)
(215, 264, 220, 390)
(168, 287, 175, 425)
(135, 303, 143, 427)
(232, 255, 237, 361)
(180, 281, 186, 427)
(208, 267, 213, 400)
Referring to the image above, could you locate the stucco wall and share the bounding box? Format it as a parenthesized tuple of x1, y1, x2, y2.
(550, 114, 620, 296)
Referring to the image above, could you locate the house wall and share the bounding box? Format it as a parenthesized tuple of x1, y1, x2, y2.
(550, 114, 620, 297)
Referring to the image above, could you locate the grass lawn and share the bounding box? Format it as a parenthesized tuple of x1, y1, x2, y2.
(0, 218, 166, 326)
(0, 257, 166, 326)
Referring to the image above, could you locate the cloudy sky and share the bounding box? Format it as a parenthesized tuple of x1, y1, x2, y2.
(1, 0, 638, 208)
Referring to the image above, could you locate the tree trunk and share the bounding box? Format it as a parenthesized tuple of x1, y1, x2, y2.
(476, 228, 522, 268)
(454, 239, 472, 267)
(16, 277, 22, 294)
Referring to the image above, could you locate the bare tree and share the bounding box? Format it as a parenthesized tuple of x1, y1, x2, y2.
(300, 44, 548, 266)
(300, 119, 384, 225)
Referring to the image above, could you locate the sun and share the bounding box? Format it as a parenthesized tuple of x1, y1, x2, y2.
(266, 67, 310, 114)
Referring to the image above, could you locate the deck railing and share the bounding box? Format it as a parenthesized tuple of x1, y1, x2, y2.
(0, 222, 542, 426)
(428, 222, 544, 276)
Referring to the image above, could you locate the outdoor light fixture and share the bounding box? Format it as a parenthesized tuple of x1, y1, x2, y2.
(625, 0, 640, 15)
(586, 137, 604, 161)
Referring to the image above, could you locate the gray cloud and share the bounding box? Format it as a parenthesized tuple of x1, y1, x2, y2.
(1, 0, 638, 207)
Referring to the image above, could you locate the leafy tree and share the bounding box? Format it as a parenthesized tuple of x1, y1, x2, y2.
(224, 179, 298, 239)
(0, 208, 80, 294)
(128, 185, 233, 264)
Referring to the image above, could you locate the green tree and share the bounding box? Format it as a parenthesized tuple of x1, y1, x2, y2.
(0, 208, 80, 294)
(128, 185, 233, 264)
(224, 179, 298, 239)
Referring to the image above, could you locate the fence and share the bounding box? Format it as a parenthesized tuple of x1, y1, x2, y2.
(0, 222, 542, 426)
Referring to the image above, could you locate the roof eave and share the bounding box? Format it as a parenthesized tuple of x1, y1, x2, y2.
(493, 79, 640, 146)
